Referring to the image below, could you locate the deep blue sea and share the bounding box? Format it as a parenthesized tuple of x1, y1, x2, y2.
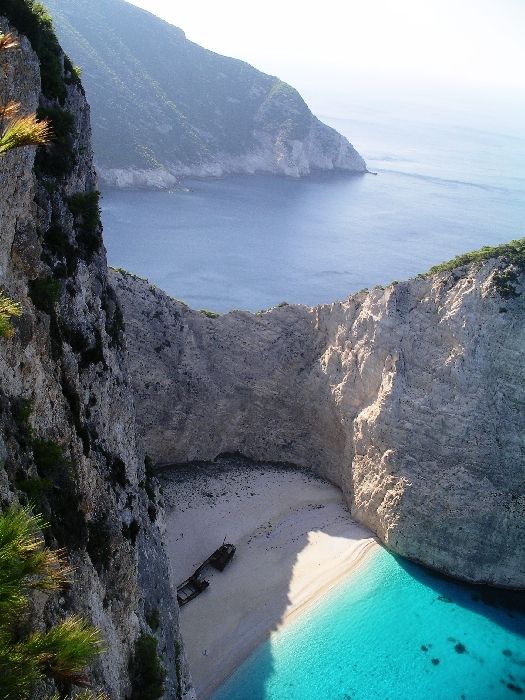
(101, 113, 525, 312)
(212, 548, 525, 700)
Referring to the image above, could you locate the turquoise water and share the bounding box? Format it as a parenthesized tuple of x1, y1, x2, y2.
(213, 549, 525, 700)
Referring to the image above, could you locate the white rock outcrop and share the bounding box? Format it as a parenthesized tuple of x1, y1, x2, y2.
(97, 166, 179, 190)
(112, 261, 525, 589)
(98, 119, 366, 188)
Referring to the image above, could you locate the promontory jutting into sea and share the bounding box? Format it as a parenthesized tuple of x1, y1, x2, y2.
(0, 0, 523, 699)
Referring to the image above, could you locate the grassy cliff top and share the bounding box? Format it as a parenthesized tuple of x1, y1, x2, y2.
(424, 238, 525, 277)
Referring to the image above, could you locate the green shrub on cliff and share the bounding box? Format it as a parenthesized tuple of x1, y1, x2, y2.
(0, 506, 105, 698)
(0, 1, 67, 99)
(28, 275, 60, 314)
(129, 633, 166, 700)
(67, 191, 102, 262)
(34, 106, 75, 176)
(31, 439, 88, 549)
(67, 191, 101, 232)
(63, 54, 82, 87)
(0, 291, 22, 338)
(424, 237, 525, 277)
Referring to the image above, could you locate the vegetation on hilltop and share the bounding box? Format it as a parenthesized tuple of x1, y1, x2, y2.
(256, 79, 311, 142)
(422, 237, 524, 299)
(41, 0, 324, 172)
(424, 238, 525, 276)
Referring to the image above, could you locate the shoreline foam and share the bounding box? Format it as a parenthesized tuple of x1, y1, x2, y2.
(160, 461, 379, 698)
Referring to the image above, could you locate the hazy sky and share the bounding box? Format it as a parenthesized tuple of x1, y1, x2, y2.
(126, 0, 525, 131)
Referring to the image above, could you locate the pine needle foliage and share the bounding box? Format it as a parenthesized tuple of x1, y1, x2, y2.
(1, 100, 23, 120)
(0, 32, 52, 154)
(0, 32, 18, 52)
(0, 506, 105, 699)
(0, 111, 52, 153)
(24, 616, 103, 685)
(0, 507, 68, 609)
(0, 291, 22, 339)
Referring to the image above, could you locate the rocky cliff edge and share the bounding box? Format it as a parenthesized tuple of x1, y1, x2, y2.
(112, 248, 525, 589)
(0, 7, 194, 698)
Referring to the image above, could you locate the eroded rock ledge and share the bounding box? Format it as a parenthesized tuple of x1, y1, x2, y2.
(112, 260, 525, 589)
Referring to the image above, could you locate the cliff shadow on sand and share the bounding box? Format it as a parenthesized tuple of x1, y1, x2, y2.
(158, 456, 379, 698)
(159, 455, 525, 698)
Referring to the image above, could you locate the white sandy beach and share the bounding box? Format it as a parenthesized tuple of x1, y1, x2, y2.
(160, 460, 378, 698)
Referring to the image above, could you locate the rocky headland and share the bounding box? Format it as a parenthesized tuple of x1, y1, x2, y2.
(43, 0, 367, 188)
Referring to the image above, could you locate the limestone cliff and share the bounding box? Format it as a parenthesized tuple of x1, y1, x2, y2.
(43, 0, 367, 188)
(0, 7, 193, 699)
(112, 252, 525, 589)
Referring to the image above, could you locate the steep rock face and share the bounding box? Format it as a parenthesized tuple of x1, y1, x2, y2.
(43, 0, 366, 188)
(112, 260, 525, 589)
(0, 13, 194, 699)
